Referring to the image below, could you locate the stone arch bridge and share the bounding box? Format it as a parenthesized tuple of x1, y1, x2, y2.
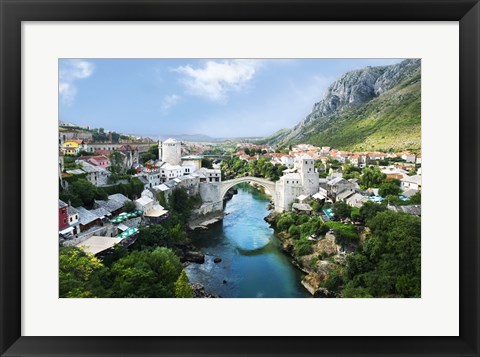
(220, 176, 277, 206)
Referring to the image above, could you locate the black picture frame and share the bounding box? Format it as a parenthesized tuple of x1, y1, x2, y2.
(1, 0, 479, 356)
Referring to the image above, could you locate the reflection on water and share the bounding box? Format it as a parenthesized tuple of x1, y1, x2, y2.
(186, 184, 310, 298)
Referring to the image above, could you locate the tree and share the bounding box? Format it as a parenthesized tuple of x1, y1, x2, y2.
(59, 247, 107, 297)
(294, 239, 314, 257)
(156, 191, 169, 209)
(67, 178, 107, 207)
(140, 144, 159, 164)
(333, 201, 352, 220)
(342, 211, 421, 297)
(110, 247, 183, 298)
(174, 270, 194, 298)
(378, 182, 401, 197)
(123, 200, 136, 213)
(409, 192, 421, 204)
(109, 151, 125, 175)
(111, 132, 120, 143)
(359, 201, 387, 223)
(361, 167, 386, 188)
(201, 158, 213, 169)
(276, 214, 295, 231)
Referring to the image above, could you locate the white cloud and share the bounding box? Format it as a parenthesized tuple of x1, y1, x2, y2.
(188, 74, 332, 138)
(59, 59, 94, 104)
(173, 59, 260, 101)
(160, 94, 181, 113)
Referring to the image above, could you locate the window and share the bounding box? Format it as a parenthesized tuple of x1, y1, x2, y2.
(69, 217, 73, 222)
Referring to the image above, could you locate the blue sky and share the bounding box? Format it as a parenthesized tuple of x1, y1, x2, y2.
(59, 58, 403, 139)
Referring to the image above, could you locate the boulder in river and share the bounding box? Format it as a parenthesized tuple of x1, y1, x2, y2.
(213, 257, 222, 263)
(184, 251, 205, 264)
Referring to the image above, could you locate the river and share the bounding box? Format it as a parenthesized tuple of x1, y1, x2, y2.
(186, 184, 310, 298)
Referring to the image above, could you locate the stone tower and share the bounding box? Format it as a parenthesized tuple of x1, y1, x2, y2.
(295, 155, 319, 196)
(162, 138, 182, 165)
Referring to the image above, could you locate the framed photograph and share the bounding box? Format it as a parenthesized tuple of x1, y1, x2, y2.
(1, 0, 479, 356)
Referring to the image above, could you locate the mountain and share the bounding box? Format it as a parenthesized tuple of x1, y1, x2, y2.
(266, 59, 421, 152)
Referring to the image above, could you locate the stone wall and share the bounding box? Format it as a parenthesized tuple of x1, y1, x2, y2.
(199, 182, 222, 203)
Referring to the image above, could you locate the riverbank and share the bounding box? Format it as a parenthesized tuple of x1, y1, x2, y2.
(264, 211, 357, 297)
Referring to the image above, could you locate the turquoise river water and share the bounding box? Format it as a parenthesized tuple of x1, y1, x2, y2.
(186, 184, 310, 298)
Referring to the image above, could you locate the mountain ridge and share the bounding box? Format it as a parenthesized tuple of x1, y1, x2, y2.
(265, 59, 421, 152)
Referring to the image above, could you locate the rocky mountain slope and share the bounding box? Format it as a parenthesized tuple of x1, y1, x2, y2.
(266, 59, 421, 151)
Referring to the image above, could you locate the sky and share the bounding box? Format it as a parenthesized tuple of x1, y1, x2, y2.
(59, 58, 403, 139)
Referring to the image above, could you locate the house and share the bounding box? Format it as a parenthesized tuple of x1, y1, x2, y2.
(281, 155, 294, 168)
(62, 140, 85, 156)
(381, 166, 409, 180)
(292, 203, 313, 215)
(181, 155, 202, 172)
(312, 187, 329, 202)
(77, 155, 111, 168)
(387, 204, 421, 216)
(336, 189, 355, 202)
(76, 161, 110, 187)
(197, 168, 221, 183)
(94, 193, 131, 217)
(135, 195, 154, 214)
(159, 163, 183, 182)
(67, 206, 81, 235)
(401, 152, 416, 163)
(345, 193, 368, 208)
(349, 154, 367, 168)
(76, 206, 103, 232)
(58, 200, 69, 231)
(326, 177, 356, 199)
(401, 175, 422, 191)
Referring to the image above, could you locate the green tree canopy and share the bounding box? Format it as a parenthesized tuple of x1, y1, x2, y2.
(333, 201, 352, 220)
(379, 182, 402, 197)
(175, 270, 194, 298)
(123, 200, 136, 213)
(110, 247, 183, 298)
(59, 247, 107, 298)
(343, 211, 421, 297)
(361, 167, 386, 188)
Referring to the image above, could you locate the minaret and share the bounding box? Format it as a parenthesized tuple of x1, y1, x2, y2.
(158, 139, 162, 162)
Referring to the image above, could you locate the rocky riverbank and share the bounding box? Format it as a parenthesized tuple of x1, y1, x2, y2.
(264, 211, 348, 298)
(188, 211, 224, 231)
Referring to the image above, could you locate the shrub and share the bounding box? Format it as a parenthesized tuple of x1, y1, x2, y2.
(294, 239, 314, 257)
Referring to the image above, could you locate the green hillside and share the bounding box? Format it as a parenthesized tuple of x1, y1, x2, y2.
(304, 74, 421, 152)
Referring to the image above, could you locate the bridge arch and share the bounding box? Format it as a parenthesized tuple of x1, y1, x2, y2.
(220, 176, 277, 206)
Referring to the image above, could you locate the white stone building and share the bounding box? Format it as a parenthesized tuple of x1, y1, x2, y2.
(76, 161, 110, 187)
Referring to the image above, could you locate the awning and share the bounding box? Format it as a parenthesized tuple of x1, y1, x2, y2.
(145, 209, 169, 218)
(76, 236, 122, 255)
(117, 227, 139, 239)
(59, 226, 74, 235)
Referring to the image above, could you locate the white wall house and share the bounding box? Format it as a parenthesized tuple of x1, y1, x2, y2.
(135, 196, 154, 213)
(401, 175, 422, 191)
(76, 161, 110, 187)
